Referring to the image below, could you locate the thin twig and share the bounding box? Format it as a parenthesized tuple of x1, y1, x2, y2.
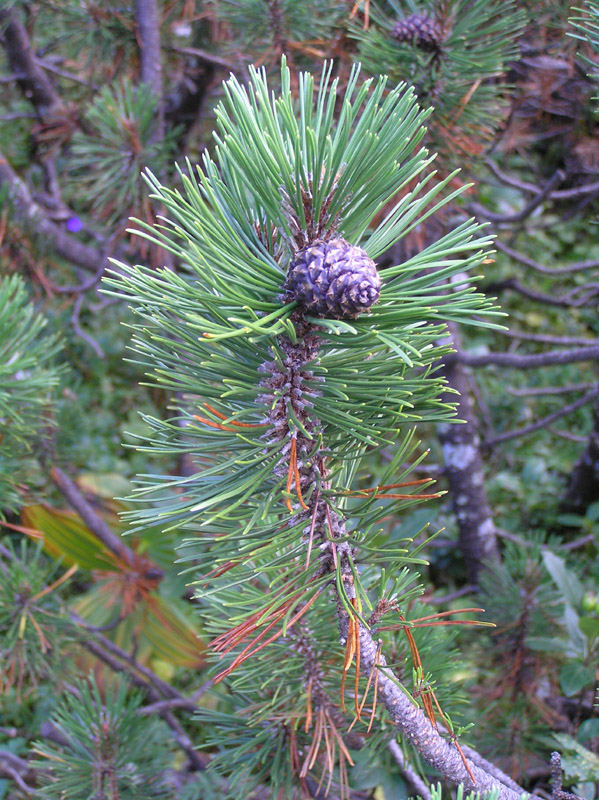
(168, 44, 234, 70)
(470, 169, 564, 224)
(0, 751, 36, 794)
(484, 158, 599, 202)
(497, 329, 599, 347)
(548, 427, 588, 443)
(484, 277, 599, 308)
(451, 344, 599, 369)
(507, 382, 596, 397)
(482, 389, 599, 449)
(49, 465, 159, 576)
(71, 294, 104, 358)
(495, 239, 599, 276)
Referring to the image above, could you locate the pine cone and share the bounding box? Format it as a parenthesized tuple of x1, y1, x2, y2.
(286, 238, 381, 319)
(392, 13, 442, 52)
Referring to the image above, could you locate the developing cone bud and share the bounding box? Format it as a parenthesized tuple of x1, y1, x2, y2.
(392, 13, 442, 52)
(286, 238, 381, 319)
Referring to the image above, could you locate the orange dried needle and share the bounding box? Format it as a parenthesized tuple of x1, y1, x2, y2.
(192, 414, 239, 432)
(291, 437, 309, 510)
(285, 438, 295, 513)
(214, 589, 321, 683)
(367, 640, 382, 734)
(352, 600, 362, 721)
(305, 490, 320, 569)
(202, 403, 266, 428)
(30, 563, 78, 602)
(340, 614, 356, 712)
(305, 676, 313, 733)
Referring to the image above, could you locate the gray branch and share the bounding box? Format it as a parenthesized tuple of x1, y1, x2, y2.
(451, 345, 599, 369)
(135, 0, 164, 133)
(482, 388, 599, 449)
(0, 152, 114, 274)
(0, 8, 61, 115)
(388, 740, 432, 800)
(50, 465, 163, 578)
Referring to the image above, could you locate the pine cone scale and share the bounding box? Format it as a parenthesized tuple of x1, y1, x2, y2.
(286, 238, 381, 319)
(392, 13, 442, 52)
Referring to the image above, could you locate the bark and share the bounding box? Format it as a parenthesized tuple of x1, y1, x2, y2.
(0, 151, 111, 274)
(135, 0, 164, 136)
(333, 594, 527, 800)
(0, 8, 61, 116)
(438, 324, 500, 582)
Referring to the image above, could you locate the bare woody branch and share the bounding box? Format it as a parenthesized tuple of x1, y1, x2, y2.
(449, 345, 599, 369)
(0, 152, 114, 274)
(0, 8, 61, 115)
(494, 239, 599, 276)
(482, 388, 599, 449)
(343, 609, 528, 800)
(50, 465, 163, 578)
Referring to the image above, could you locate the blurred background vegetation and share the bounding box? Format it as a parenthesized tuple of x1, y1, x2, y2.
(0, 1, 598, 798)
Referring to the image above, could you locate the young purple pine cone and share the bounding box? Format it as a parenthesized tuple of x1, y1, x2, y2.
(392, 13, 442, 52)
(286, 238, 381, 320)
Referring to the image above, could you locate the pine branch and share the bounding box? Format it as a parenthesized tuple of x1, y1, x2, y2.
(387, 740, 432, 800)
(49, 466, 162, 576)
(451, 345, 599, 369)
(0, 8, 62, 115)
(0, 151, 114, 274)
(109, 60, 526, 797)
(494, 239, 599, 276)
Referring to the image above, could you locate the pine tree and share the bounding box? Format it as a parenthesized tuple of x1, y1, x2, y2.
(106, 59, 521, 798)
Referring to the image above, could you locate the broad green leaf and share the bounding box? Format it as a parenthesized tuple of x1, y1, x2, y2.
(21, 505, 116, 571)
(559, 662, 596, 697)
(542, 550, 584, 608)
(578, 616, 599, 639)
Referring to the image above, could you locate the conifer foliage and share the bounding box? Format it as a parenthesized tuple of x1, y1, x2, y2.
(353, 0, 526, 164)
(108, 60, 506, 797)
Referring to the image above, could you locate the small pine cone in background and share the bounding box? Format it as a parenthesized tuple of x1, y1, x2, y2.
(392, 13, 442, 52)
(286, 238, 381, 319)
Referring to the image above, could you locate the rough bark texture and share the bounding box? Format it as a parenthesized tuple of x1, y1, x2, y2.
(438, 324, 500, 582)
(0, 8, 61, 116)
(268, 310, 525, 797)
(561, 404, 599, 515)
(334, 599, 527, 800)
(135, 0, 163, 98)
(135, 0, 164, 137)
(0, 152, 110, 274)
